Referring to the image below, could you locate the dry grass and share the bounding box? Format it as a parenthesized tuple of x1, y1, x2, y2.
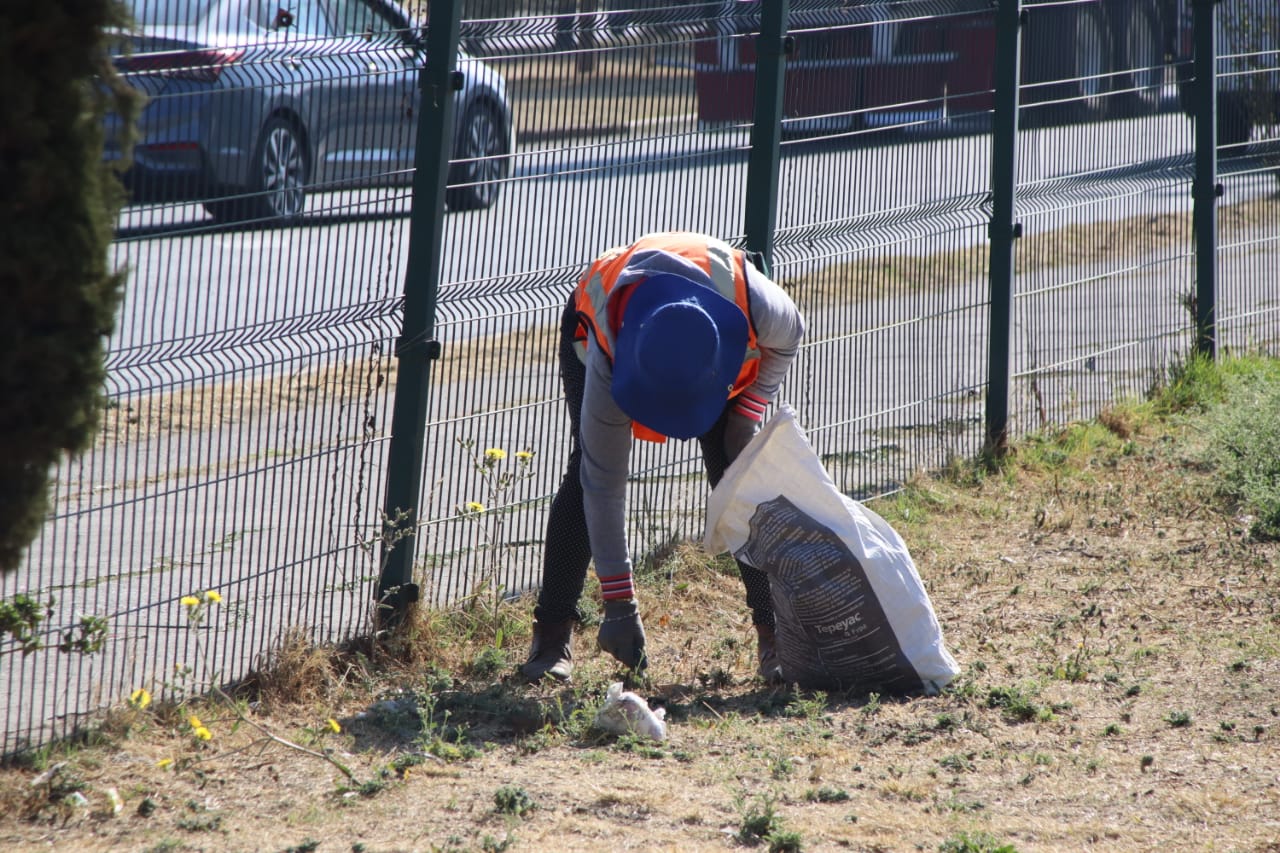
(498, 50, 699, 139)
(96, 318, 559, 446)
(3, 370, 1279, 852)
(248, 627, 356, 714)
(788, 195, 1277, 301)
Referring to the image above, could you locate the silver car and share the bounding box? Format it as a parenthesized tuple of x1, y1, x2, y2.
(107, 0, 514, 222)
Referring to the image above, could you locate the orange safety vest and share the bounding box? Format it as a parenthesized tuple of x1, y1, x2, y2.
(572, 232, 761, 442)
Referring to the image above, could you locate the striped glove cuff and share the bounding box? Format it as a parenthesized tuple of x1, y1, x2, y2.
(598, 572, 635, 602)
(732, 390, 768, 423)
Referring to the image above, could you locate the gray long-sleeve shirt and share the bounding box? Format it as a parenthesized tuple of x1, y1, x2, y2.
(578, 248, 806, 582)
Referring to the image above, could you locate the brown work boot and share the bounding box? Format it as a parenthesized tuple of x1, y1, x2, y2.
(755, 624, 785, 684)
(521, 619, 574, 682)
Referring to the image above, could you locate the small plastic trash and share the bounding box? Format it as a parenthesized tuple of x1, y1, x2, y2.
(593, 682, 667, 741)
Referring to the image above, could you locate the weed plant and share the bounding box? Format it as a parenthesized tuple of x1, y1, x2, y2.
(1200, 366, 1280, 537)
(493, 784, 536, 817)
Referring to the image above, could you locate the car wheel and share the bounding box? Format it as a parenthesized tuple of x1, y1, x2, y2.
(1217, 93, 1252, 152)
(205, 117, 308, 225)
(445, 102, 509, 212)
(1117, 0, 1163, 117)
(1021, 3, 1112, 127)
(1067, 3, 1112, 122)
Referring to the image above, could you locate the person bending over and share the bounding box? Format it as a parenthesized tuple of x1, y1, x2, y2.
(522, 231, 805, 683)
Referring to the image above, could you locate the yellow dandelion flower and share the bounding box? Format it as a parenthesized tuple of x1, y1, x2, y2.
(515, 450, 534, 460)
(157, 758, 173, 769)
(326, 718, 341, 734)
(180, 596, 200, 607)
(204, 590, 222, 603)
(483, 448, 506, 462)
(193, 726, 213, 741)
(130, 688, 152, 709)
(187, 714, 203, 729)
(465, 501, 485, 513)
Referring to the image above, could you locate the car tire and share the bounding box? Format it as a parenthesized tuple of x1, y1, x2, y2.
(1115, 0, 1163, 117)
(1217, 93, 1252, 152)
(205, 116, 308, 225)
(1065, 3, 1113, 123)
(445, 102, 509, 212)
(1022, 3, 1113, 127)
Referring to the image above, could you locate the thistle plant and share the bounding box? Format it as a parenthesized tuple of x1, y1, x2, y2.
(357, 507, 417, 628)
(135, 590, 357, 782)
(456, 441, 535, 642)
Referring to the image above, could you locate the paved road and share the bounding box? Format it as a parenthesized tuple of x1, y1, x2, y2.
(107, 110, 1275, 388)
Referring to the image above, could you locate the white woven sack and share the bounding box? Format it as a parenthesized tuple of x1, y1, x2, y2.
(705, 406, 959, 694)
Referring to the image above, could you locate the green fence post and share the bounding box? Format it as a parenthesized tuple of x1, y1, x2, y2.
(743, 0, 791, 271)
(984, 0, 1023, 457)
(377, 0, 464, 630)
(1192, 0, 1219, 359)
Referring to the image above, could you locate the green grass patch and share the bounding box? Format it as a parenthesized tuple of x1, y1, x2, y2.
(1199, 363, 1280, 538)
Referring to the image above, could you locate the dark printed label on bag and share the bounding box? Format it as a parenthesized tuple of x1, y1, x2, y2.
(737, 495, 923, 694)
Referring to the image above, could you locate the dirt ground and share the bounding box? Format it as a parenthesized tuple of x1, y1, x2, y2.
(3, 372, 1279, 853)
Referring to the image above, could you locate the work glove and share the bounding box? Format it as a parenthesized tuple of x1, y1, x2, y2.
(724, 390, 768, 461)
(597, 598, 647, 671)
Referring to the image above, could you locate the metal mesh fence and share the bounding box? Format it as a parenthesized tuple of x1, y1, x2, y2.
(1009, 0, 1199, 436)
(771, 0, 1001, 495)
(2, 0, 1277, 755)
(3, 0, 416, 751)
(1214, 1, 1280, 355)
